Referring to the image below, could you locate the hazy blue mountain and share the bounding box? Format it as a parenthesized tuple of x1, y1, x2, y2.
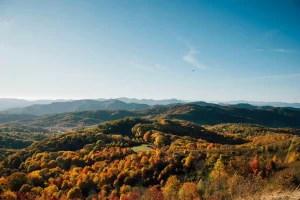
(0, 98, 70, 111)
(2, 99, 149, 116)
(213, 100, 300, 108)
(116, 97, 185, 105)
(4, 102, 299, 129)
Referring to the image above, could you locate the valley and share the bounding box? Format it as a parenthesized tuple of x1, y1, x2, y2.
(0, 100, 299, 199)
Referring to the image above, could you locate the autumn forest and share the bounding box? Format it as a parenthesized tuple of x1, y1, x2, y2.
(0, 100, 299, 200)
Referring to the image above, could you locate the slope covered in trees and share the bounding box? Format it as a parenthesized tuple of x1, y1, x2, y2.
(0, 118, 299, 199)
(141, 104, 300, 128)
(0, 114, 36, 124)
(3, 103, 300, 129)
(2, 99, 150, 116)
(0, 125, 51, 161)
(9, 110, 141, 128)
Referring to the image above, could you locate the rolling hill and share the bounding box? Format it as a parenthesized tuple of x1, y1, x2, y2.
(0, 117, 299, 199)
(0, 98, 70, 111)
(2, 99, 150, 116)
(9, 110, 141, 128)
(139, 104, 300, 128)
(116, 97, 185, 105)
(215, 100, 300, 109)
(3, 103, 300, 129)
(0, 114, 36, 124)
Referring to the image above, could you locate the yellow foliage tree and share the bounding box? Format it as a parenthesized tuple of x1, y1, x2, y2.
(154, 135, 165, 148)
(0, 190, 17, 200)
(162, 175, 180, 200)
(67, 187, 82, 199)
(287, 151, 298, 163)
(43, 185, 59, 198)
(209, 155, 228, 190)
(178, 182, 200, 200)
(184, 155, 194, 168)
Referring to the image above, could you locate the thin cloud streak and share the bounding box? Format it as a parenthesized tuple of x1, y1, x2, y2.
(182, 48, 207, 70)
(271, 48, 294, 53)
(253, 48, 298, 53)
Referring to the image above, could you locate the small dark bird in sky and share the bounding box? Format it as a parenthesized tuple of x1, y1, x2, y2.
(193, 70, 195, 71)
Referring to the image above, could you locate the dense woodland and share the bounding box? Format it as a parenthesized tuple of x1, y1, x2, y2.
(0, 116, 299, 199)
(0, 125, 51, 161)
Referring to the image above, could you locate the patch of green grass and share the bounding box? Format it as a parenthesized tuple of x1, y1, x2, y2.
(132, 144, 155, 152)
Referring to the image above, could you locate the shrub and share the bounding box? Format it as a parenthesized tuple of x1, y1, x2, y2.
(67, 187, 82, 199)
(19, 184, 32, 194)
(7, 172, 28, 191)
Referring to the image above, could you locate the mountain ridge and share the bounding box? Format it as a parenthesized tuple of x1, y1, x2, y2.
(1, 99, 150, 116)
(2, 103, 300, 129)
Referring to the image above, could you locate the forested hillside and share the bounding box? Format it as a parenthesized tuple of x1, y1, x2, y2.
(140, 104, 300, 128)
(3, 103, 300, 129)
(0, 125, 51, 161)
(0, 118, 299, 199)
(8, 110, 141, 128)
(2, 100, 150, 116)
(0, 114, 36, 124)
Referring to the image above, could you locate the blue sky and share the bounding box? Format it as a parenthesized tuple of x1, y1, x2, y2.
(0, 0, 299, 102)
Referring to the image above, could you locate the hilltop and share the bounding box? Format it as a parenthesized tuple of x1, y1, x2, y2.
(8, 110, 141, 128)
(0, 117, 299, 199)
(0, 98, 70, 111)
(2, 99, 149, 116)
(2, 103, 300, 129)
(140, 103, 300, 128)
(0, 114, 36, 124)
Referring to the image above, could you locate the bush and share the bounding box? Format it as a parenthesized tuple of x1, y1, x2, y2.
(0, 190, 17, 200)
(19, 184, 32, 194)
(8, 172, 28, 191)
(67, 187, 82, 199)
(275, 170, 300, 190)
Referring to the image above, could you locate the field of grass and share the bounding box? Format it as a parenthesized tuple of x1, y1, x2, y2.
(132, 144, 155, 152)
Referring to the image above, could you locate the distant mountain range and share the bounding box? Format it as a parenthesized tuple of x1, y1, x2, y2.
(115, 97, 185, 105)
(1, 99, 149, 116)
(0, 98, 70, 111)
(0, 98, 184, 112)
(213, 100, 300, 109)
(1, 98, 299, 113)
(3, 102, 300, 128)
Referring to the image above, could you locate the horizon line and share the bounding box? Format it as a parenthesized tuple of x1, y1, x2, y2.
(0, 97, 299, 104)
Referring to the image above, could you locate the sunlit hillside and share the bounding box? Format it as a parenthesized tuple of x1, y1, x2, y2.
(0, 118, 299, 199)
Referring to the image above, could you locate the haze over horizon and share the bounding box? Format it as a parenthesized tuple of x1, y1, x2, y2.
(0, 97, 300, 105)
(1, 0, 300, 102)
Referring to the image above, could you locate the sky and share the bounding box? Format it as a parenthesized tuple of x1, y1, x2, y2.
(0, 0, 300, 102)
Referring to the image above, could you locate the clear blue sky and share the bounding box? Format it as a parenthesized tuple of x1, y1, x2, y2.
(0, 0, 299, 102)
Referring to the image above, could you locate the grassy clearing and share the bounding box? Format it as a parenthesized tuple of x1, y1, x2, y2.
(235, 189, 300, 200)
(132, 144, 155, 152)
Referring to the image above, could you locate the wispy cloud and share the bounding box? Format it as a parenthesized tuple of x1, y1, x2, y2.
(182, 47, 207, 70)
(270, 48, 294, 53)
(253, 48, 298, 53)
